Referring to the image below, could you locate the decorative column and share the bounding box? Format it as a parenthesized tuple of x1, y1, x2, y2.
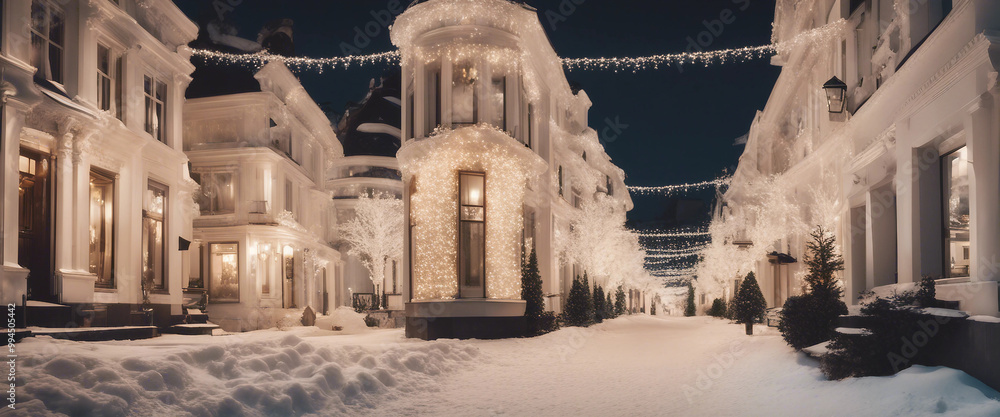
(967, 94, 1000, 282)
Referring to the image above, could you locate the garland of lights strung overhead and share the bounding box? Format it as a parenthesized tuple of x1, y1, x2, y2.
(188, 19, 846, 73)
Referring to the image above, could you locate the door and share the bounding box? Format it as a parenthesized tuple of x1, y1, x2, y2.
(18, 149, 55, 302)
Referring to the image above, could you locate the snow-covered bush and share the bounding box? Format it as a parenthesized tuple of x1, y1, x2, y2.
(707, 298, 727, 318)
(821, 279, 938, 380)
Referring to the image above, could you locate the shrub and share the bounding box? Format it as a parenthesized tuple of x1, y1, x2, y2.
(684, 282, 696, 317)
(731, 272, 767, 335)
(363, 315, 379, 328)
(779, 293, 847, 350)
(821, 279, 937, 380)
(521, 249, 554, 336)
(707, 298, 727, 318)
(564, 275, 594, 327)
(615, 286, 626, 316)
(779, 226, 848, 350)
(593, 285, 606, 323)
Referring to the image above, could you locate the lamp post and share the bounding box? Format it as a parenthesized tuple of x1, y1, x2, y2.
(823, 76, 847, 114)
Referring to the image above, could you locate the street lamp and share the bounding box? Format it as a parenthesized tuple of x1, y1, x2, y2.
(823, 76, 847, 114)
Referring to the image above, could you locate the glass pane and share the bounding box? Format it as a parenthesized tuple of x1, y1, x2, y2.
(188, 242, 203, 289)
(155, 102, 163, 141)
(146, 182, 166, 216)
(209, 243, 240, 302)
(49, 8, 64, 47)
(145, 97, 153, 134)
(461, 206, 484, 221)
(114, 56, 124, 120)
(89, 171, 114, 287)
(459, 222, 485, 297)
(460, 174, 484, 207)
(30, 34, 44, 76)
(142, 217, 164, 289)
(31, 2, 46, 33)
(452, 62, 477, 125)
(156, 81, 166, 101)
(491, 76, 505, 130)
(943, 147, 969, 278)
(48, 45, 62, 83)
(97, 45, 110, 74)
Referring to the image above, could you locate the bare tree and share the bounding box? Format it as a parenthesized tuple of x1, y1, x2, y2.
(340, 193, 404, 309)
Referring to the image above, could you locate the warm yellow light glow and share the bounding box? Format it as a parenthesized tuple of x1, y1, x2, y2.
(399, 125, 546, 300)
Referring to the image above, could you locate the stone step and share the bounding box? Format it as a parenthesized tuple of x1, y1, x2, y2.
(26, 326, 158, 342)
(163, 322, 220, 335)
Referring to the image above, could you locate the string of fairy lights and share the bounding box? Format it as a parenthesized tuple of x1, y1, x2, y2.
(187, 19, 846, 73)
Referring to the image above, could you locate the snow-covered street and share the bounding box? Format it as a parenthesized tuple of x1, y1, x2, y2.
(15, 315, 1000, 416)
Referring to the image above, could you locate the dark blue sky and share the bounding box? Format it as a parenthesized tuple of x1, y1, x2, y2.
(174, 0, 780, 221)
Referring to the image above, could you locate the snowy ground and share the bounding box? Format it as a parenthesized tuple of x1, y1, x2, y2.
(13, 315, 1000, 416)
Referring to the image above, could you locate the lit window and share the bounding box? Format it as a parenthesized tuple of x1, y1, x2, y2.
(196, 172, 235, 215)
(90, 169, 115, 288)
(144, 75, 167, 143)
(459, 172, 486, 298)
(30, 0, 64, 83)
(209, 243, 240, 303)
(942, 146, 969, 278)
(97, 44, 124, 120)
(142, 180, 167, 290)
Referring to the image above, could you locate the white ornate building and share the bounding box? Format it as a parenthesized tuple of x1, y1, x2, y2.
(391, 0, 633, 339)
(710, 0, 1000, 317)
(184, 29, 343, 331)
(1, 0, 199, 325)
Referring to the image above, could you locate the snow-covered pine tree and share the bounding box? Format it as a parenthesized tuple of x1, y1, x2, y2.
(732, 272, 767, 335)
(615, 286, 626, 316)
(564, 275, 591, 327)
(605, 291, 615, 319)
(521, 248, 547, 335)
(684, 282, 696, 317)
(582, 273, 595, 323)
(779, 226, 848, 349)
(593, 285, 605, 323)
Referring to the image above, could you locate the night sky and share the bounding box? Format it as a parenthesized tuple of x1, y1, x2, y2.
(174, 0, 780, 222)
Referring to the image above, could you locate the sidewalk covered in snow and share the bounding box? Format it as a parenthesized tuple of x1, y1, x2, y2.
(16, 315, 1000, 416)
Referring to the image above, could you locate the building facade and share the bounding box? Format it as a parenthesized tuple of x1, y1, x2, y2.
(1, 0, 199, 325)
(184, 55, 343, 330)
(391, 0, 633, 339)
(714, 0, 1000, 317)
(330, 71, 405, 311)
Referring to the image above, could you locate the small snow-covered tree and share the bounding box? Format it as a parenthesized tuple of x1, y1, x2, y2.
(564, 275, 592, 327)
(732, 272, 767, 335)
(593, 285, 606, 323)
(339, 193, 403, 309)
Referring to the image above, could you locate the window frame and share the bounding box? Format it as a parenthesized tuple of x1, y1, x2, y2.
(941, 146, 970, 279)
(208, 242, 241, 303)
(142, 179, 168, 292)
(89, 168, 116, 289)
(143, 74, 168, 143)
(30, 0, 65, 84)
(457, 171, 487, 299)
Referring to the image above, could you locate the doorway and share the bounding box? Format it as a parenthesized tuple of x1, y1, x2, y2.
(18, 149, 55, 302)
